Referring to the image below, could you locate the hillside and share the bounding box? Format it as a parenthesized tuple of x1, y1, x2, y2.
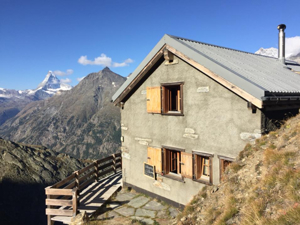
(177, 114, 300, 224)
(0, 68, 126, 159)
(0, 137, 86, 225)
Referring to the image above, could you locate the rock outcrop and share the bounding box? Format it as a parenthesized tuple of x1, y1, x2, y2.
(0, 137, 86, 225)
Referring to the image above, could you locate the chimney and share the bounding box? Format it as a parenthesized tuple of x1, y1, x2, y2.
(277, 24, 286, 64)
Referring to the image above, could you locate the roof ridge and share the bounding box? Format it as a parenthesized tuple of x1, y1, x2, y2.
(167, 34, 279, 60)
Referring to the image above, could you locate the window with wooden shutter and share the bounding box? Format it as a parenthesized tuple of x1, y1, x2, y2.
(161, 83, 183, 115)
(181, 152, 193, 179)
(218, 156, 234, 182)
(146, 87, 161, 113)
(147, 147, 162, 173)
(193, 151, 214, 185)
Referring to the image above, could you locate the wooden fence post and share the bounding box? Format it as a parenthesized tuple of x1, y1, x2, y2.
(112, 154, 116, 174)
(74, 171, 80, 207)
(94, 160, 98, 182)
(72, 188, 78, 217)
(46, 186, 54, 225)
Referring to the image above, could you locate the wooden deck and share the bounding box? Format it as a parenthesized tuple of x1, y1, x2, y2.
(51, 172, 122, 224)
(45, 153, 122, 225)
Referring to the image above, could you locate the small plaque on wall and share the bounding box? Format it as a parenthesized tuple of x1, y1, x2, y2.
(197, 86, 209, 93)
(144, 162, 155, 179)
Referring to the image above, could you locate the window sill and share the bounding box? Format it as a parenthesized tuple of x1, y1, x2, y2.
(163, 174, 185, 183)
(162, 112, 184, 116)
(193, 178, 212, 186)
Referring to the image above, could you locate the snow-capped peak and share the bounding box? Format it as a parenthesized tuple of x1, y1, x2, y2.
(26, 71, 72, 98)
(255, 47, 278, 58)
(37, 71, 60, 90)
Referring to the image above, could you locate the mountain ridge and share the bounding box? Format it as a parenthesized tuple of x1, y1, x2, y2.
(0, 71, 72, 125)
(0, 68, 126, 159)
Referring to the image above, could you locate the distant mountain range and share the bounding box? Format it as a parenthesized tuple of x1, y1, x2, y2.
(255, 47, 300, 63)
(0, 67, 126, 159)
(0, 71, 72, 125)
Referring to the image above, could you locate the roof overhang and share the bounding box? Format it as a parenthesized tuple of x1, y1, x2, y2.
(112, 34, 300, 110)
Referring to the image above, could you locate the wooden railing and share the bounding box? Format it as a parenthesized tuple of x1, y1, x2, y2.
(45, 153, 122, 224)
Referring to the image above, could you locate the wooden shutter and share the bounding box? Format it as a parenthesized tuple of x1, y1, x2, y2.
(147, 147, 162, 173)
(209, 156, 213, 184)
(181, 152, 193, 179)
(147, 87, 161, 113)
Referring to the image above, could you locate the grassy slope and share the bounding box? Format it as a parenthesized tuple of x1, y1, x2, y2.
(177, 114, 300, 225)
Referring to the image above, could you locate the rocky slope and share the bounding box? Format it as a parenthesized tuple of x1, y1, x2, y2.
(0, 68, 126, 159)
(0, 137, 86, 225)
(177, 113, 300, 225)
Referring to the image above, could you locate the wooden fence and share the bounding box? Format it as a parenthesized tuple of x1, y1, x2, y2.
(45, 153, 122, 224)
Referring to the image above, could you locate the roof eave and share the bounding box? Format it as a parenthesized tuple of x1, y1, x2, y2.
(112, 35, 173, 105)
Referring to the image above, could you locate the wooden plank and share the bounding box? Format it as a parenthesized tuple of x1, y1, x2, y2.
(78, 170, 94, 183)
(50, 173, 76, 188)
(73, 189, 78, 216)
(46, 208, 73, 217)
(147, 147, 162, 173)
(77, 163, 94, 175)
(45, 188, 73, 196)
(98, 167, 114, 178)
(98, 161, 114, 171)
(51, 216, 72, 224)
(147, 87, 161, 113)
(94, 161, 98, 182)
(181, 152, 193, 179)
(46, 199, 73, 207)
(115, 153, 121, 157)
(64, 181, 76, 190)
(165, 45, 263, 108)
(79, 177, 94, 191)
(96, 156, 113, 164)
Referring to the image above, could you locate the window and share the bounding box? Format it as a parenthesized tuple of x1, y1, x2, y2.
(147, 146, 215, 184)
(146, 83, 183, 115)
(161, 146, 192, 180)
(193, 152, 213, 184)
(162, 83, 183, 114)
(219, 156, 234, 182)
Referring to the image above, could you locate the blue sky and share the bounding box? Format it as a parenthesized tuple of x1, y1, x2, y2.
(1, 0, 300, 90)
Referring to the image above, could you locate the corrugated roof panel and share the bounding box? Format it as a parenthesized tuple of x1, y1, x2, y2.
(112, 34, 300, 104)
(175, 36, 300, 94)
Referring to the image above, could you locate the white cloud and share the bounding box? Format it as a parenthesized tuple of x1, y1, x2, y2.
(53, 69, 74, 76)
(286, 36, 300, 58)
(77, 76, 85, 82)
(113, 58, 134, 67)
(78, 54, 133, 67)
(78, 54, 112, 66)
(60, 78, 72, 84)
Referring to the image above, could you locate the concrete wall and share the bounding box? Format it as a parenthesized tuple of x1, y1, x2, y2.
(120, 56, 261, 205)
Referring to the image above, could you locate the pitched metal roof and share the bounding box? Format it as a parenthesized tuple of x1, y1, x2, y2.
(112, 34, 300, 104)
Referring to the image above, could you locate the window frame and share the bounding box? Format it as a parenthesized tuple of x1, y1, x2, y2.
(161, 146, 185, 182)
(161, 82, 184, 116)
(192, 151, 214, 185)
(218, 155, 234, 182)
